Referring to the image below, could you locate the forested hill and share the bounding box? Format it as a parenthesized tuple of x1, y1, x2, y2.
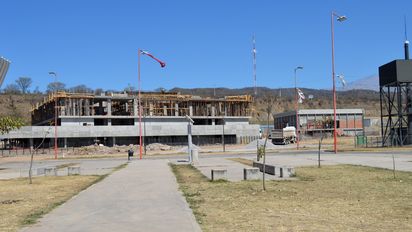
(0, 87, 381, 124)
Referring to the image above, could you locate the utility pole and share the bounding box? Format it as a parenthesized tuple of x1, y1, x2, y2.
(252, 35, 257, 97)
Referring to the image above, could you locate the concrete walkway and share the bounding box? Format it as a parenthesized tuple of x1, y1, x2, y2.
(21, 159, 201, 232)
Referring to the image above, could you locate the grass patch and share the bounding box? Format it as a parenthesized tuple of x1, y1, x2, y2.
(0, 162, 128, 232)
(227, 158, 253, 166)
(55, 163, 79, 170)
(0, 176, 101, 232)
(172, 164, 412, 231)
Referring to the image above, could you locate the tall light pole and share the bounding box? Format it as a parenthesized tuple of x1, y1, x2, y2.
(48, 71, 58, 159)
(294, 66, 303, 149)
(137, 50, 166, 159)
(138, 49, 143, 159)
(331, 11, 347, 154)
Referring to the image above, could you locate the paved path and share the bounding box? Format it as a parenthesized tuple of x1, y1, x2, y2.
(259, 152, 412, 172)
(21, 159, 201, 232)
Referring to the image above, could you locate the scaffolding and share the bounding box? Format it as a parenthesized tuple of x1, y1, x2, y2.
(31, 92, 253, 125)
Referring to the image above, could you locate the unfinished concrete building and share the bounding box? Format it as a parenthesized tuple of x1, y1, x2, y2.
(3, 92, 259, 148)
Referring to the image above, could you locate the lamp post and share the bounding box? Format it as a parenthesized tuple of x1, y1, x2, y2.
(137, 49, 166, 159)
(138, 49, 143, 159)
(331, 11, 347, 154)
(48, 71, 58, 159)
(294, 66, 303, 149)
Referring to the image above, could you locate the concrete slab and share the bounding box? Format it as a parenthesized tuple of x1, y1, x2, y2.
(191, 157, 279, 181)
(211, 169, 227, 181)
(20, 160, 201, 232)
(243, 167, 260, 180)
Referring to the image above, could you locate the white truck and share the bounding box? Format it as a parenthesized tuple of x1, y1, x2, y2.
(271, 126, 296, 145)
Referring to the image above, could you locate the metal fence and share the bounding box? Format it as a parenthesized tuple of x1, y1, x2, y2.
(354, 136, 383, 148)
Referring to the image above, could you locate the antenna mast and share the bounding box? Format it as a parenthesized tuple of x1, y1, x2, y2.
(405, 16, 409, 60)
(252, 35, 257, 96)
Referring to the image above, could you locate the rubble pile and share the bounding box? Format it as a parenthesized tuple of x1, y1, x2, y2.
(145, 143, 172, 151)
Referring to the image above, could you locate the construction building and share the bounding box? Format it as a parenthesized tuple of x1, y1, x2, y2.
(1, 92, 259, 148)
(273, 109, 364, 136)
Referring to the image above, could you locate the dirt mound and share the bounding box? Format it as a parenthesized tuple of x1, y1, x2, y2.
(145, 143, 172, 151)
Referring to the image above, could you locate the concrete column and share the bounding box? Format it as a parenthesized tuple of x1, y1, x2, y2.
(85, 99, 90, 116)
(99, 101, 103, 115)
(73, 99, 77, 116)
(211, 106, 216, 117)
(189, 106, 193, 116)
(108, 118, 112, 126)
(149, 103, 154, 116)
(29, 138, 33, 150)
(125, 102, 129, 113)
(107, 99, 112, 116)
(163, 106, 168, 116)
(212, 119, 215, 125)
(133, 99, 138, 116)
(64, 138, 67, 148)
(113, 137, 116, 146)
(175, 103, 179, 116)
(91, 100, 95, 116)
(79, 99, 83, 116)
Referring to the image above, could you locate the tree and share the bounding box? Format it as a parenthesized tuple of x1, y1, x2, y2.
(124, 84, 136, 93)
(33, 86, 42, 95)
(46, 82, 66, 93)
(15, 77, 32, 94)
(3, 84, 21, 94)
(258, 95, 276, 191)
(94, 88, 104, 95)
(69, 84, 93, 93)
(0, 116, 24, 134)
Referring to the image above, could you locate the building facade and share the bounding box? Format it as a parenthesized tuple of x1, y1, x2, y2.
(1, 92, 259, 148)
(273, 109, 364, 136)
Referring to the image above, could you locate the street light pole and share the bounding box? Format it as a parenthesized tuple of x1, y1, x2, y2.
(138, 49, 143, 159)
(137, 49, 165, 159)
(49, 72, 58, 159)
(294, 66, 303, 150)
(331, 11, 347, 154)
(222, 117, 225, 152)
(143, 112, 147, 156)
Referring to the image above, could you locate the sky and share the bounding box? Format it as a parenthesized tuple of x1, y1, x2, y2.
(1, 0, 411, 92)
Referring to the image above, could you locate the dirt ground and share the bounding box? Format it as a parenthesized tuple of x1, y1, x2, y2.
(172, 164, 412, 232)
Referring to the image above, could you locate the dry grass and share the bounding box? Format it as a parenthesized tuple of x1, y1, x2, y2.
(227, 158, 253, 167)
(0, 175, 103, 232)
(55, 163, 79, 169)
(172, 164, 412, 231)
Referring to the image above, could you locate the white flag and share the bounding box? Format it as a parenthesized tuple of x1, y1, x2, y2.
(338, 75, 346, 88)
(297, 88, 305, 103)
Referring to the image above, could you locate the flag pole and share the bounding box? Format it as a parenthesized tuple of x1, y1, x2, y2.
(138, 49, 143, 159)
